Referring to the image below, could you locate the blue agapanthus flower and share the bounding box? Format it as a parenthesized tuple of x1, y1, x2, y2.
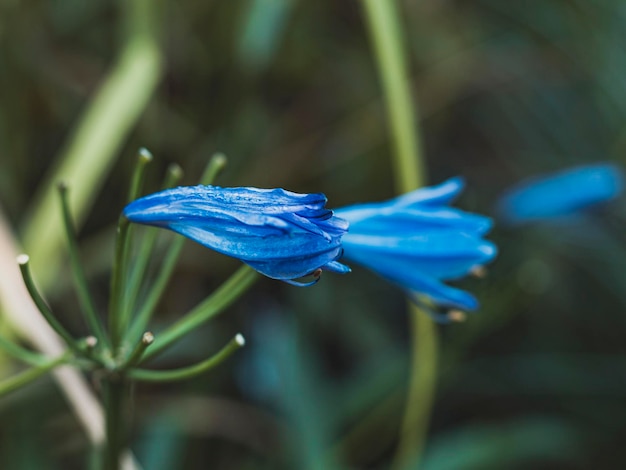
(335, 177, 497, 314)
(497, 163, 624, 225)
(123, 185, 350, 284)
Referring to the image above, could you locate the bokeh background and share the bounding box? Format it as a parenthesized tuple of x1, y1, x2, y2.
(2, 1, 626, 468)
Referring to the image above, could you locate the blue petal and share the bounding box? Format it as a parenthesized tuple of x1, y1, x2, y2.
(393, 177, 465, 207)
(337, 207, 492, 236)
(342, 233, 496, 280)
(243, 245, 345, 280)
(372, 256, 480, 310)
(335, 177, 466, 225)
(497, 163, 624, 225)
(323, 260, 352, 274)
(335, 176, 496, 311)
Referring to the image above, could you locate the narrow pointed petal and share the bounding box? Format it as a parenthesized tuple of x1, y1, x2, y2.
(336, 177, 496, 311)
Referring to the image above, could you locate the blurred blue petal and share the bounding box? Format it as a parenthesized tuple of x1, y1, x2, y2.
(124, 185, 349, 282)
(497, 163, 624, 225)
(336, 178, 497, 312)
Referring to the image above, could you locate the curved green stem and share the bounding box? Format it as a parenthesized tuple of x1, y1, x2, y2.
(127, 148, 153, 204)
(126, 236, 185, 343)
(0, 352, 71, 398)
(117, 149, 154, 337)
(0, 333, 47, 366)
(124, 163, 183, 322)
(121, 332, 154, 369)
(200, 152, 228, 185)
(58, 184, 109, 346)
(362, 1, 437, 468)
(141, 265, 258, 363)
(17, 255, 80, 353)
(127, 334, 244, 382)
(108, 217, 131, 351)
(124, 154, 228, 345)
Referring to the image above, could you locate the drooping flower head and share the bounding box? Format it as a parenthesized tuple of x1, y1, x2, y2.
(124, 185, 350, 284)
(335, 177, 496, 315)
(497, 163, 624, 226)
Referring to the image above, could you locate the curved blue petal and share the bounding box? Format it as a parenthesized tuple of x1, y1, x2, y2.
(497, 163, 624, 225)
(373, 256, 480, 310)
(124, 185, 349, 282)
(342, 233, 496, 280)
(394, 177, 465, 207)
(337, 207, 492, 236)
(334, 177, 465, 225)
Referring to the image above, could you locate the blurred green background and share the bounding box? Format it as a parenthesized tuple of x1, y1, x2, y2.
(2, 0, 626, 468)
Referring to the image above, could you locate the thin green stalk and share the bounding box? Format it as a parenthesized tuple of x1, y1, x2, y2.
(362, 0, 425, 191)
(124, 163, 183, 318)
(362, 1, 437, 468)
(126, 238, 185, 343)
(103, 379, 129, 470)
(124, 154, 227, 345)
(118, 149, 154, 336)
(121, 332, 154, 369)
(58, 184, 108, 346)
(108, 217, 131, 351)
(0, 334, 46, 367)
(127, 148, 153, 203)
(128, 334, 244, 382)
(397, 306, 438, 466)
(140, 265, 258, 363)
(200, 153, 228, 185)
(0, 353, 70, 398)
(17, 255, 80, 353)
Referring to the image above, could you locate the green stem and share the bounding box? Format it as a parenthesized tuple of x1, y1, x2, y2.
(17, 255, 80, 353)
(121, 332, 154, 369)
(396, 306, 438, 466)
(103, 378, 129, 470)
(101, 5, 161, 466)
(0, 333, 47, 367)
(108, 217, 131, 351)
(126, 237, 185, 342)
(127, 334, 244, 382)
(141, 265, 258, 363)
(118, 148, 154, 336)
(125, 154, 227, 345)
(124, 164, 183, 317)
(0, 353, 70, 397)
(362, 0, 425, 191)
(127, 148, 153, 203)
(362, 1, 437, 468)
(58, 184, 108, 346)
(200, 153, 228, 185)
(164, 163, 184, 189)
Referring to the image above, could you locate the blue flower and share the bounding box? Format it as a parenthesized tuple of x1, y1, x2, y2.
(123, 185, 350, 284)
(497, 163, 624, 226)
(335, 177, 497, 313)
